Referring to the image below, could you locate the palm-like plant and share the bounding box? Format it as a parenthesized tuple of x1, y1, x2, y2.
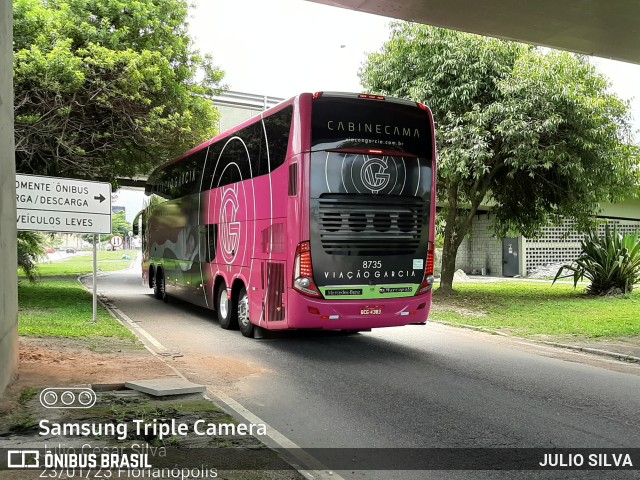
(553, 224, 640, 295)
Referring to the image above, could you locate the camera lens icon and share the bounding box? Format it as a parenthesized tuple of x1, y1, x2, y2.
(39, 388, 96, 409)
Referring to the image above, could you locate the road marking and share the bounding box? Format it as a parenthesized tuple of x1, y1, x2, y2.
(209, 390, 343, 480)
(104, 301, 168, 353)
(96, 290, 343, 480)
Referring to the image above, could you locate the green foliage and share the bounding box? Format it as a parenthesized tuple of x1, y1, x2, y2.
(111, 211, 131, 237)
(19, 250, 136, 276)
(19, 387, 40, 405)
(18, 277, 135, 338)
(16, 232, 47, 283)
(13, 0, 225, 184)
(431, 281, 640, 338)
(554, 225, 640, 295)
(360, 24, 639, 290)
(82, 210, 131, 243)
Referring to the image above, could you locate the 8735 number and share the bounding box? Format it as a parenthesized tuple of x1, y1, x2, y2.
(362, 261, 382, 269)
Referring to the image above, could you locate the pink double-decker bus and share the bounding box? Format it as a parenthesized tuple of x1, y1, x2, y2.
(135, 92, 436, 338)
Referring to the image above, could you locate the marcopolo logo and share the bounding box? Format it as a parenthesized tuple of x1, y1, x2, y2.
(7, 450, 40, 468)
(39, 387, 96, 409)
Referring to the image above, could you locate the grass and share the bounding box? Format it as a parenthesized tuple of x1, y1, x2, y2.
(431, 281, 640, 338)
(18, 387, 40, 405)
(18, 277, 136, 339)
(19, 250, 137, 277)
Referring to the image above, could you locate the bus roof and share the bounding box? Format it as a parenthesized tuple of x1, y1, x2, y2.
(146, 92, 429, 189)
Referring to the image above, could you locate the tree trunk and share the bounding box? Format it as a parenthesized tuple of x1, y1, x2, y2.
(439, 238, 459, 292)
(439, 187, 461, 293)
(439, 186, 484, 292)
(438, 158, 504, 292)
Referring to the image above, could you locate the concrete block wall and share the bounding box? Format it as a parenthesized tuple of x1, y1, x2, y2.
(0, 1, 18, 396)
(454, 216, 640, 277)
(454, 234, 470, 272)
(525, 219, 640, 273)
(454, 214, 503, 276)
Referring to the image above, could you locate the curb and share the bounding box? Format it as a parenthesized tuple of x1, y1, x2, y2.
(536, 340, 640, 364)
(433, 320, 640, 364)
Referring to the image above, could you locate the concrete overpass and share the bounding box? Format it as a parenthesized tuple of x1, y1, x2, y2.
(306, 0, 640, 64)
(2, 1, 640, 396)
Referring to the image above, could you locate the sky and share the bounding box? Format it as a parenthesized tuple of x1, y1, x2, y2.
(115, 0, 640, 220)
(188, 0, 640, 132)
(189, 0, 391, 99)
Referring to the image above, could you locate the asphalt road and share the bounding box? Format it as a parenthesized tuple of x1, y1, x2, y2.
(93, 267, 640, 479)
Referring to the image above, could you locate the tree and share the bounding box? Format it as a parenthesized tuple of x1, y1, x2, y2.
(82, 210, 131, 243)
(13, 0, 225, 184)
(111, 211, 132, 238)
(360, 23, 639, 291)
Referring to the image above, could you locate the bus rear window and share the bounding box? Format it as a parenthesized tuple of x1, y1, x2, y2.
(311, 96, 432, 158)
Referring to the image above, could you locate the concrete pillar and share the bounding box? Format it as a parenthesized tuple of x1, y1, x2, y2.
(0, 1, 18, 396)
(518, 235, 526, 277)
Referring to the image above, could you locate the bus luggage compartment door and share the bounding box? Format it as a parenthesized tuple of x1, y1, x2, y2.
(261, 261, 285, 324)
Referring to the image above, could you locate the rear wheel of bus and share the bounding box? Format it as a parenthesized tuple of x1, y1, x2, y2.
(237, 286, 253, 338)
(153, 267, 166, 301)
(216, 281, 238, 330)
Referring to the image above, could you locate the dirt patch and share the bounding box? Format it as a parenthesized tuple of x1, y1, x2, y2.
(17, 336, 173, 382)
(1, 337, 177, 417)
(172, 354, 268, 387)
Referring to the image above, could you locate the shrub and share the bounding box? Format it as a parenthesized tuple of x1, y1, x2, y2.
(553, 225, 640, 295)
(17, 232, 47, 283)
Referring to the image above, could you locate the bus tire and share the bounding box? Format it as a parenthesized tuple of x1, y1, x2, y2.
(149, 266, 155, 289)
(237, 286, 253, 338)
(217, 282, 238, 330)
(154, 268, 168, 302)
(153, 268, 163, 300)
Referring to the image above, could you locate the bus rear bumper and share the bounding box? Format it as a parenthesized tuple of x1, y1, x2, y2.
(284, 289, 432, 330)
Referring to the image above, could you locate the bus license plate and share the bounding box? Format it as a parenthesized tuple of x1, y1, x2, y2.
(361, 307, 382, 315)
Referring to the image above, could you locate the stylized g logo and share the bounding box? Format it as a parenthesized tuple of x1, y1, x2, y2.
(220, 187, 240, 264)
(361, 157, 390, 194)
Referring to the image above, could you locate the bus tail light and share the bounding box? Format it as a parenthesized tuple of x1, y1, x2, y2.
(358, 94, 386, 101)
(417, 242, 436, 295)
(293, 241, 322, 298)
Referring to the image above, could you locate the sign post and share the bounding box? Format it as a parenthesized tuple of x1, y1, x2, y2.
(16, 174, 112, 324)
(93, 235, 98, 323)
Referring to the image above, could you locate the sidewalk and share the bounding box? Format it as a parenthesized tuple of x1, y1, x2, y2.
(545, 337, 640, 363)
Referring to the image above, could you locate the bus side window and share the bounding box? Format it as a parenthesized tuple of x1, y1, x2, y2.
(204, 224, 217, 263)
(288, 163, 298, 196)
(263, 106, 293, 172)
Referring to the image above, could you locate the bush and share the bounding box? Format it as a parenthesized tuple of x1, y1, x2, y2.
(554, 225, 640, 295)
(17, 232, 47, 283)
